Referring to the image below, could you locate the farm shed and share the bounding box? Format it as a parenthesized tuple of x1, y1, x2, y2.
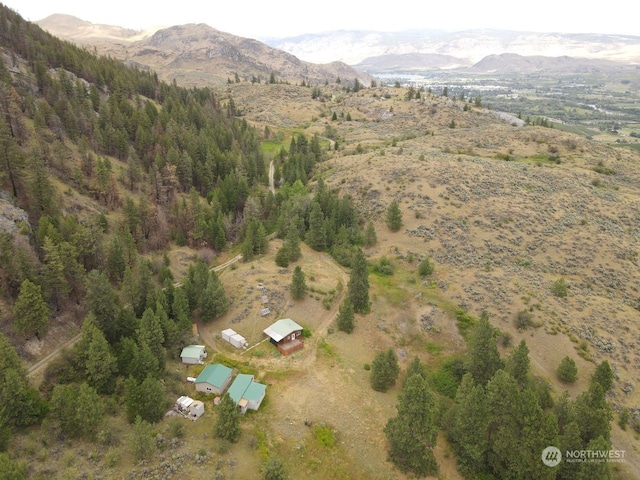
(180, 345, 207, 364)
(194, 363, 233, 395)
(263, 318, 304, 355)
(175, 396, 204, 420)
(227, 373, 267, 414)
(221, 328, 248, 349)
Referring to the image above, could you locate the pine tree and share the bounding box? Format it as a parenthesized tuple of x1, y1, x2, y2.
(129, 416, 156, 461)
(446, 373, 489, 476)
(198, 271, 229, 322)
(403, 356, 426, 387)
(125, 375, 166, 424)
(290, 265, 307, 300)
(348, 248, 370, 314)
(336, 299, 355, 333)
(284, 226, 301, 262)
(592, 360, 613, 392)
(214, 393, 241, 443)
(137, 307, 166, 369)
(363, 221, 377, 247)
(275, 244, 290, 267)
(385, 199, 403, 232)
(85, 323, 118, 394)
(556, 356, 578, 383)
(306, 202, 327, 251)
(12, 279, 49, 338)
(371, 348, 399, 392)
(465, 312, 503, 386)
(506, 339, 531, 388)
(384, 374, 438, 477)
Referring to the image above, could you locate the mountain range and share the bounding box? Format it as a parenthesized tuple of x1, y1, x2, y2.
(37, 14, 640, 84)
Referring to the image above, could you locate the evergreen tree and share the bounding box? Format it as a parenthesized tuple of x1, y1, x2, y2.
(290, 265, 307, 300)
(47, 383, 103, 439)
(275, 244, 290, 267)
(506, 339, 531, 388)
(84, 323, 118, 394)
(556, 356, 578, 383)
(12, 279, 49, 338)
(125, 375, 166, 424)
(446, 373, 490, 476)
(592, 360, 613, 392)
(465, 312, 503, 386)
(41, 236, 70, 309)
(284, 225, 302, 262)
(306, 202, 327, 251)
(347, 248, 370, 314)
(336, 299, 355, 333)
(85, 269, 121, 343)
(137, 308, 166, 369)
(574, 382, 612, 444)
(198, 271, 229, 322)
(384, 374, 438, 477)
(214, 393, 241, 443)
(385, 199, 403, 232)
(403, 356, 426, 387)
(371, 348, 399, 392)
(363, 221, 377, 247)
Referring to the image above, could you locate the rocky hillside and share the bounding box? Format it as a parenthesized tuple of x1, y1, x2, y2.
(36, 16, 371, 87)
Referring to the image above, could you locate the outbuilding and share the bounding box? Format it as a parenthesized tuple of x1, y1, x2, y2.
(221, 328, 248, 349)
(194, 363, 233, 395)
(175, 395, 204, 420)
(263, 318, 304, 355)
(180, 345, 207, 365)
(227, 373, 267, 414)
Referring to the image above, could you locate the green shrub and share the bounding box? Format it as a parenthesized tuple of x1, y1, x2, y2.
(556, 356, 578, 383)
(418, 258, 434, 277)
(515, 309, 533, 330)
(551, 278, 568, 298)
(313, 424, 335, 447)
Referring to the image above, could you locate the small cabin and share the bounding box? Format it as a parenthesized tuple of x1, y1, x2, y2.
(263, 318, 304, 355)
(180, 345, 207, 365)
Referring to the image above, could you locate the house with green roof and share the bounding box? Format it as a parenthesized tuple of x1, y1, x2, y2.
(227, 373, 267, 414)
(180, 345, 207, 364)
(263, 318, 304, 355)
(194, 363, 233, 395)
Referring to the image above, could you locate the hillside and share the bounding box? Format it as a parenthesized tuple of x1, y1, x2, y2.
(36, 15, 371, 88)
(1, 6, 639, 480)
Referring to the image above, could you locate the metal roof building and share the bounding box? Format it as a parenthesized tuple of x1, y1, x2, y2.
(194, 363, 233, 395)
(227, 373, 267, 414)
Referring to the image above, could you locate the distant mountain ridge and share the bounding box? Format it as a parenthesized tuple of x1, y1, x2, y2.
(36, 15, 371, 87)
(267, 28, 640, 68)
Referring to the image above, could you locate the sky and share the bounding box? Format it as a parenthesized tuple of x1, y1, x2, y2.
(5, 0, 640, 39)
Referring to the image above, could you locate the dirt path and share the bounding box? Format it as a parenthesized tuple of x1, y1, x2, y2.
(269, 160, 275, 194)
(27, 332, 81, 378)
